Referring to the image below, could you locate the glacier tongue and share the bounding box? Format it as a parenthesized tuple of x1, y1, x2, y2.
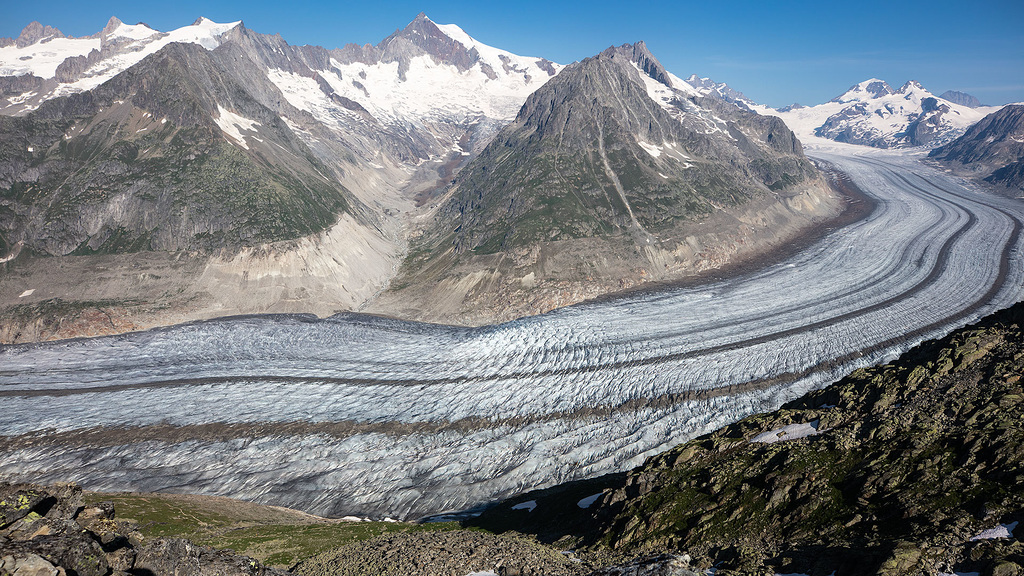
(1, 147, 1023, 519)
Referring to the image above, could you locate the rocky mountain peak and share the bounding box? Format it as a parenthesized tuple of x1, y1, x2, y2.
(897, 79, 925, 94)
(940, 90, 982, 108)
(686, 74, 757, 107)
(831, 78, 894, 102)
(15, 21, 65, 48)
(600, 41, 671, 87)
(101, 16, 124, 35)
(377, 13, 482, 74)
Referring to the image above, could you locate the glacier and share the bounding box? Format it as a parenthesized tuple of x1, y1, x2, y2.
(1, 146, 1023, 520)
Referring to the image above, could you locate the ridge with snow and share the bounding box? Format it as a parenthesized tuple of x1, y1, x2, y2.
(770, 78, 1001, 149)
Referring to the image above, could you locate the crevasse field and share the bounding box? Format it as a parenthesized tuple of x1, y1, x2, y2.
(2, 145, 1022, 520)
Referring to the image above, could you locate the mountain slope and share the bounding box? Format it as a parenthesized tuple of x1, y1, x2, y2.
(0, 41, 353, 256)
(929, 104, 1024, 192)
(468, 300, 1024, 575)
(367, 42, 841, 325)
(775, 78, 997, 148)
(0, 14, 567, 342)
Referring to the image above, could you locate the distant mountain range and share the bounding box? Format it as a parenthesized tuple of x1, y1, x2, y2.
(771, 78, 998, 148)
(0, 14, 1013, 340)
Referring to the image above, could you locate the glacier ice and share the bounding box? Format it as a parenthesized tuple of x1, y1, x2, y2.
(1, 148, 1023, 519)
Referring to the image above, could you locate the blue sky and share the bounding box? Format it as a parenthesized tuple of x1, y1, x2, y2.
(3, 0, 1022, 107)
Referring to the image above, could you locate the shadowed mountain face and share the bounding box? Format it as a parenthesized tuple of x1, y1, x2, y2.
(0, 42, 352, 256)
(369, 42, 839, 325)
(930, 104, 1024, 192)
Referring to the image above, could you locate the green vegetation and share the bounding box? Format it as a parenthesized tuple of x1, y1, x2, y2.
(83, 492, 460, 569)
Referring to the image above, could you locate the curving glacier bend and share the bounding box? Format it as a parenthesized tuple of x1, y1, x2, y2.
(1, 146, 1023, 520)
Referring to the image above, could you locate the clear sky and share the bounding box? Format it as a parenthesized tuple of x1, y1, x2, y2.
(3, 0, 1022, 108)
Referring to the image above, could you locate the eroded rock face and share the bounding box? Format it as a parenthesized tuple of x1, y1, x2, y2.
(0, 483, 285, 576)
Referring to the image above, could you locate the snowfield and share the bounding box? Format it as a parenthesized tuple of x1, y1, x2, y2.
(1, 145, 1023, 519)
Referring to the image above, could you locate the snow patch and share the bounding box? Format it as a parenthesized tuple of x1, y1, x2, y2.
(511, 500, 537, 512)
(970, 521, 1018, 541)
(214, 105, 261, 149)
(638, 141, 662, 158)
(751, 420, 820, 444)
(107, 22, 159, 41)
(18, 289, 34, 298)
(577, 493, 602, 509)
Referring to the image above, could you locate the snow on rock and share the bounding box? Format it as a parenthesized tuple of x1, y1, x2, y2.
(970, 521, 1018, 541)
(0, 17, 242, 106)
(750, 420, 820, 444)
(577, 493, 602, 509)
(214, 105, 260, 149)
(768, 78, 999, 149)
(0, 36, 100, 78)
(637, 141, 663, 158)
(511, 500, 537, 512)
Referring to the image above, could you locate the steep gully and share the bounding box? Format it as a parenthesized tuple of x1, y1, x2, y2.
(0, 148, 1022, 520)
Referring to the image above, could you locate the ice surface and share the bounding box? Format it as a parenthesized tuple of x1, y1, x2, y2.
(1, 148, 1023, 519)
(511, 500, 537, 512)
(750, 421, 819, 444)
(970, 521, 1018, 541)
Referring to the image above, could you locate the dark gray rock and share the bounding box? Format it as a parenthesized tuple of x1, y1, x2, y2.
(14, 23, 65, 49)
(940, 90, 982, 108)
(930, 104, 1024, 190)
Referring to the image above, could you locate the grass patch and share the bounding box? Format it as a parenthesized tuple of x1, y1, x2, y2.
(83, 492, 459, 569)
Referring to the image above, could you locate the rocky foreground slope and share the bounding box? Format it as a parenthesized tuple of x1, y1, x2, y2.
(464, 300, 1024, 575)
(0, 482, 287, 576)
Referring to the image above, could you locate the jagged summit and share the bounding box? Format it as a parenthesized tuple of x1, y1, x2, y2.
(600, 41, 672, 87)
(686, 74, 762, 109)
(897, 79, 924, 94)
(101, 16, 123, 34)
(14, 21, 66, 47)
(830, 78, 895, 102)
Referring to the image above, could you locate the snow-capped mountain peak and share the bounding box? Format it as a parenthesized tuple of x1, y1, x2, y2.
(774, 77, 999, 149)
(897, 80, 925, 95)
(829, 78, 895, 103)
(101, 17, 159, 43)
(0, 17, 244, 114)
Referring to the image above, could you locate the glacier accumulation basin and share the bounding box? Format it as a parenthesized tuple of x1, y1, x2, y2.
(2, 150, 1023, 519)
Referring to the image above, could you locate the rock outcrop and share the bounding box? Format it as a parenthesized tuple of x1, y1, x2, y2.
(0, 483, 286, 576)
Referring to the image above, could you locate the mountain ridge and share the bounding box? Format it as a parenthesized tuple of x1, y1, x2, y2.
(364, 41, 843, 325)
